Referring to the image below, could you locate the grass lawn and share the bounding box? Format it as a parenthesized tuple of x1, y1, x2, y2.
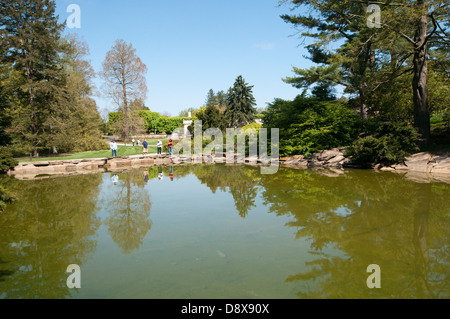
(16, 145, 158, 163)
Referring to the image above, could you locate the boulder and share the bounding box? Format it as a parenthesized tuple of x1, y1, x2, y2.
(315, 148, 345, 162)
(404, 152, 433, 172)
(431, 157, 450, 175)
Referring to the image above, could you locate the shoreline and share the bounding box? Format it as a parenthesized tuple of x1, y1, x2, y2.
(8, 149, 450, 183)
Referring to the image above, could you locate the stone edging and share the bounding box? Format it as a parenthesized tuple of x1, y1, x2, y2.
(9, 149, 450, 182)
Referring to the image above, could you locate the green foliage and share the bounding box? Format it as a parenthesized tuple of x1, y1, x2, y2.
(225, 75, 257, 127)
(263, 96, 362, 157)
(346, 121, 420, 166)
(135, 111, 186, 134)
(196, 105, 227, 131)
(157, 117, 185, 134)
(109, 112, 124, 124)
(0, 148, 18, 173)
(243, 122, 262, 132)
(280, 0, 450, 146)
(0, 5, 106, 156)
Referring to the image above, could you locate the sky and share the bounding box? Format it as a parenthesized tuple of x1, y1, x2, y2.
(54, 0, 314, 118)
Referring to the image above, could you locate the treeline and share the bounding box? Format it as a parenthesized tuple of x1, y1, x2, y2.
(105, 75, 260, 136)
(0, 0, 106, 161)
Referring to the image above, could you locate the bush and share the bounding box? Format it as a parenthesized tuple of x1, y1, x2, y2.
(346, 121, 420, 166)
(0, 148, 18, 173)
(263, 96, 362, 157)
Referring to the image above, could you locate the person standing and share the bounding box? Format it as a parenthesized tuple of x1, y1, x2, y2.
(132, 138, 136, 146)
(110, 140, 118, 157)
(157, 140, 162, 155)
(168, 139, 173, 156)
(142, 139, 148, 156)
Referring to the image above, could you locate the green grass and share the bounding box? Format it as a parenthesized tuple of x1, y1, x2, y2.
(16, 145, 159, 163)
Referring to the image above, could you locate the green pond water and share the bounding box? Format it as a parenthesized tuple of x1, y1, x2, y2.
(0, 164, 449, 299)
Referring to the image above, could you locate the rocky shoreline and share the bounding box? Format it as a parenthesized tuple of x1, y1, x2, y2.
(10, 155, 173, 179)
(279, 147, 450, 183)
(8, 148, 450, 183)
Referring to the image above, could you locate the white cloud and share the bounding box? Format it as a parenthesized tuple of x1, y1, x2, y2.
(253, 42, 275, 50)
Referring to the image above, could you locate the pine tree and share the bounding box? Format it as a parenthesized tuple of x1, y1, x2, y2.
(205, 89, 219, 106)
(225, 76, 257, 128)
(196, 104, 226, 131)
(280, 0, 450, 146)
(0, 0, 66, 156)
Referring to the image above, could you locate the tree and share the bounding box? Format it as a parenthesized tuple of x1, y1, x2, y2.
(178, 107, 198, 117)
(205, 89, 219, 106)
(100, 39, 147, 142)
(0, 0, 66, 156)
(280, 0, 450, 146)
(196, 104, 226, 131)
(216, 90, 228, 109)
(48, 34, 106, 152)
(225, 75, 257, 128)
(263, 95, 361, 156)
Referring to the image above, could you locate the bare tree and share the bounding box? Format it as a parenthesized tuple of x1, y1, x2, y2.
(100, 39, 147, 142)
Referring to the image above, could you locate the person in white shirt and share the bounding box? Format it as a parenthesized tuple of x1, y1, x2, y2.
(110, 140, 118, 157)
(157, 140, 163, 155)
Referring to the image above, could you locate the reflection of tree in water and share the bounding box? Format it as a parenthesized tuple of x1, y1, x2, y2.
(259, 168, 450, 298)
(191, 164, 261, 218)
(0, 174, 102, 298)
(105, 170, 152, 254)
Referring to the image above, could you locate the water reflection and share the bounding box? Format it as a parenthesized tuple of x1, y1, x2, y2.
(0, 165, 448, 299)
(104, 170, 152, 254)
(259, 168, 450, 298)
(0, 174, 102, 299)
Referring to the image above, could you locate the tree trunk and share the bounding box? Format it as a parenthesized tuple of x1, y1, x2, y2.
(122, 83, 128, 144)
(412, 0, 431, 147)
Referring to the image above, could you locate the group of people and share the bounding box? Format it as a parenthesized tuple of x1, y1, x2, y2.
(132, 139, 141, 146)
(142, 139, 173, 156)
(110, 138, 174, 157)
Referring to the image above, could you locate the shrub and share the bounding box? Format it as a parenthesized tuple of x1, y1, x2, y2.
(346, 121, 420, 166)
(0, 148, 18, 173)
(263, 96, 362, 157)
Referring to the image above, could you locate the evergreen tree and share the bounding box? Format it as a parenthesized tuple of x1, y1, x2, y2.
(225, 76, 257, 128)
(216, 90, 228, 109)
(280, 0, 450, 146)
(196, 104, 226, 131)
(205, 89, 219, 106)
(0, 0, 66, 156)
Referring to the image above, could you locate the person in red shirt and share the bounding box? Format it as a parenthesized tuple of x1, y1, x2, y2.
(168, 139, 173, 156)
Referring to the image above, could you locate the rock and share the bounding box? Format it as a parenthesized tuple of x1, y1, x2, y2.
(404, 152, 433, 172)
(315, 148, 343, 162)
(391, 164, 408, 171)
(431, 157, 450, 174)
(326, 155, 345, 164)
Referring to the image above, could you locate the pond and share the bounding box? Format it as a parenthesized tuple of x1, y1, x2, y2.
(0, 164, 449, 299)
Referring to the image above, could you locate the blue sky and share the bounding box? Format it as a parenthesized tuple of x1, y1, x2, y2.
(54, 0, 313, 117)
